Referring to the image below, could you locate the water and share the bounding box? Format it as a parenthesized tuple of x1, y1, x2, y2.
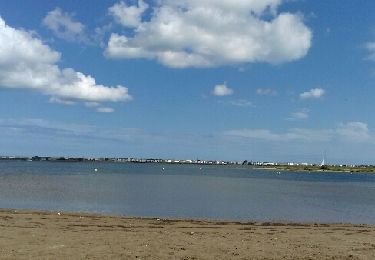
(0, 160, 375, 224)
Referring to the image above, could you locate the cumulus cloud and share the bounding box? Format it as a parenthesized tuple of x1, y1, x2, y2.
(212, 83, 233, 96)
(109, 0, 148, 28)
(0, 17, 132, 110)
(42, 8, 88, 43)
(105, 0, 312, 68)
(256, 88, 277, 96)
(300, 88, 325, 99)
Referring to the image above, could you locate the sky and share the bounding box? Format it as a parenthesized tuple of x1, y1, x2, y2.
(1, 0, 375, 164)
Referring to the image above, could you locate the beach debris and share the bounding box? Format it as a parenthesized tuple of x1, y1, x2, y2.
(157, 218, 161, 221)
(57, 212, 61, 216)
(190, 232, 195, 235)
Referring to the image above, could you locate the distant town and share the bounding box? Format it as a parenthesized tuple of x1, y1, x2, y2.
(0, 155, 374, 170)
(0, 155, 238, 165)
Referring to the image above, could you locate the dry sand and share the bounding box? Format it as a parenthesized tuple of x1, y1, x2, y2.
(0, 209, 375, 259)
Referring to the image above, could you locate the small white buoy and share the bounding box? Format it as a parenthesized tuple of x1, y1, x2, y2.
(94, 168, 98, 172)
(162, 167, 165, 171)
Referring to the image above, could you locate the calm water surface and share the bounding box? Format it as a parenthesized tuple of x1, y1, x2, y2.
(1, 161, 375, 224)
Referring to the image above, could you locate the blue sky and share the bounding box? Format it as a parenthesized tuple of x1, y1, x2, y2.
(1, 0, 375, 164)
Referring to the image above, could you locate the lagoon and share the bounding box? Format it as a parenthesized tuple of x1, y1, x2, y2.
(0, 160, 375, 224)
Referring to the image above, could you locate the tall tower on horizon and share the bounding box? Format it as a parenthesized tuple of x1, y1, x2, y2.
(320, 150, 327, 166)
(320, 158, 325, 166)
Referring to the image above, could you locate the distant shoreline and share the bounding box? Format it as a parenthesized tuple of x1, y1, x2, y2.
(0, 157, 238, 165)
(256, 165, 375, 173)
(2, 157, 375, 173)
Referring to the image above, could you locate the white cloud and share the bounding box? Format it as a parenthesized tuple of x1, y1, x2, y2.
(84, 102, 100, 108)
(164, 0, 283, 14)
(366, 42, 375, 61)
(225, 128, 333, 142)
(49, 97, 75, 105)
(213, 83, 233, 96)
(290, 108, 310, 120)
(0, 118, 148, 142)
(336, 122, 371, 142)
(300, 88, 325, 99)
(105, 0, 312, 68)
(225, 129, 284, 141)
(0, 17, 132, 109)
(109, 0, 148, 28)
(42, 8, 87, 43)
(94, 23, 114, 47)
(256, 88, 277, 96)
(229, 99, 253, 107)
(96, 107, 115, 113)
(224, 121, 373, 143)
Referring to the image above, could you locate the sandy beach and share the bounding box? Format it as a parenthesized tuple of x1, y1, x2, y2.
(0, 209, 374, 259)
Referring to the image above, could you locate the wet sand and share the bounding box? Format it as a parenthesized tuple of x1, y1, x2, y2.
(0, 209, 375, 259)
